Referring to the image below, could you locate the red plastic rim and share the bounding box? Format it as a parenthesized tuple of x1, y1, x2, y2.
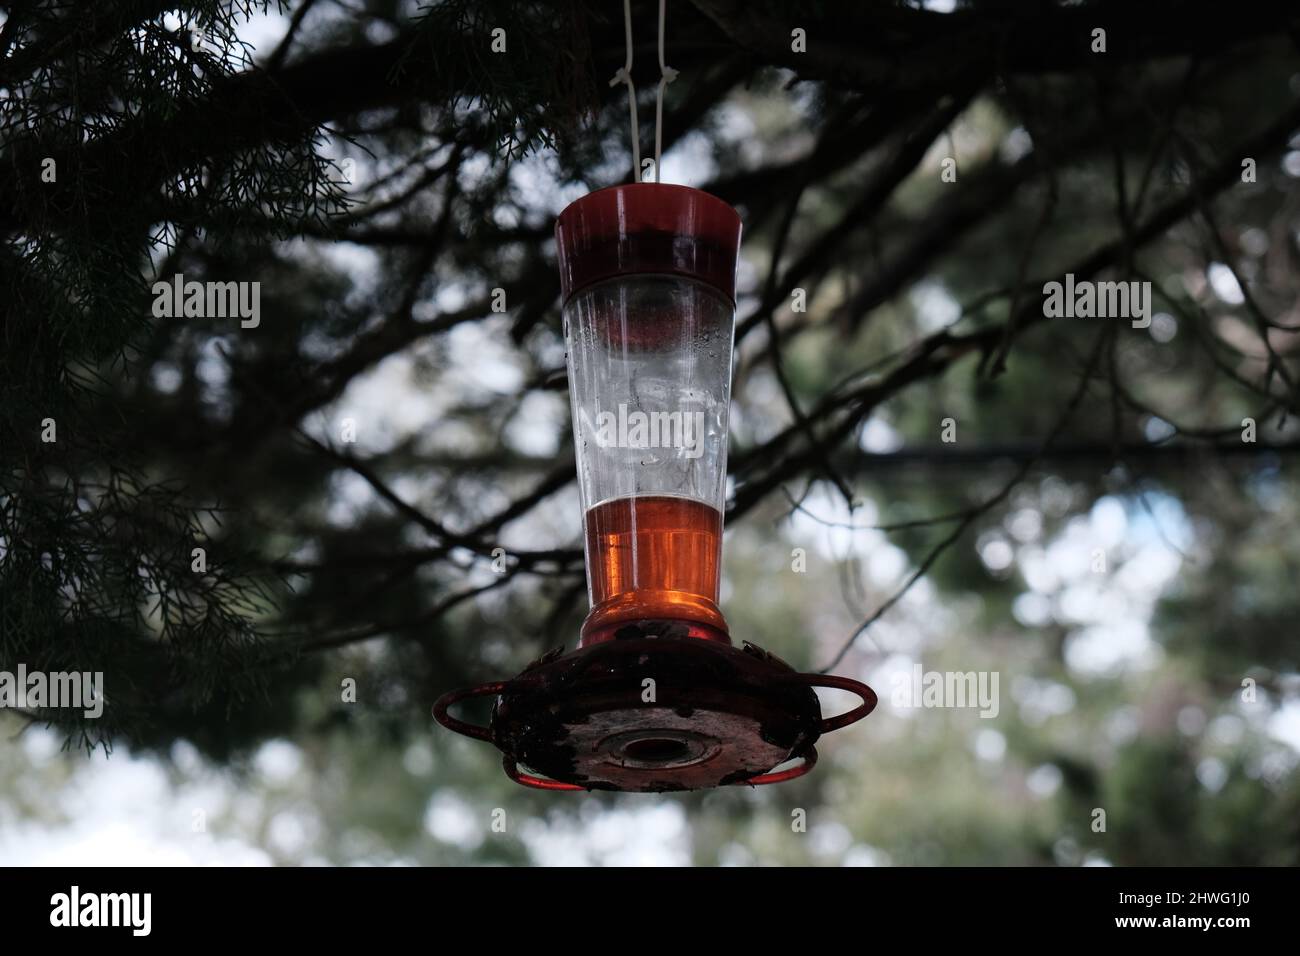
(502, 747, 818, 792)
(555, 183, 742, 304)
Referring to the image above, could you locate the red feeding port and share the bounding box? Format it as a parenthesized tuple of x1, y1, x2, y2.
(434, 184, 876, 792)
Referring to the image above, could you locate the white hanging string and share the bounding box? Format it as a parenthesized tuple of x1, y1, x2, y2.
(609, 0, 640, 181)
(653, 0, 677, 183)
(605, 0, 676, 183)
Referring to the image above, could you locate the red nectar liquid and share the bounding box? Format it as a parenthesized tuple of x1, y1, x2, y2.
(581, 494, 728, 643)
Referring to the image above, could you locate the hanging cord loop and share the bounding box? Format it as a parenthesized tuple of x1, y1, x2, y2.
(610, 0, 640, 180)
(653, 0, 677, 183)
(610, 0, 676, 183)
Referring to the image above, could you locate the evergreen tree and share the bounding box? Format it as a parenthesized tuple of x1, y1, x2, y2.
(2, 0, 1297, 864)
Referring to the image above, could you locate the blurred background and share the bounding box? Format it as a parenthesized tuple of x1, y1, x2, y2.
(2, 0, 1299, 865)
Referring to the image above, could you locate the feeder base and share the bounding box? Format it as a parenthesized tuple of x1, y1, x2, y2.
(434, 630, 878, 793)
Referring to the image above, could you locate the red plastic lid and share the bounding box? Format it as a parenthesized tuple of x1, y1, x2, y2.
(555, 183, 742, 304)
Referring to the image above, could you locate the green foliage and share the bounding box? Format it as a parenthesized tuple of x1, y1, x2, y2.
(1, 1, 343, 750)
(403, 0, 600, 161)
(1, 0, 1297, 866)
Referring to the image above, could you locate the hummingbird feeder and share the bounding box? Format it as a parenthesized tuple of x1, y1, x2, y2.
(434, 183, 877, 791)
